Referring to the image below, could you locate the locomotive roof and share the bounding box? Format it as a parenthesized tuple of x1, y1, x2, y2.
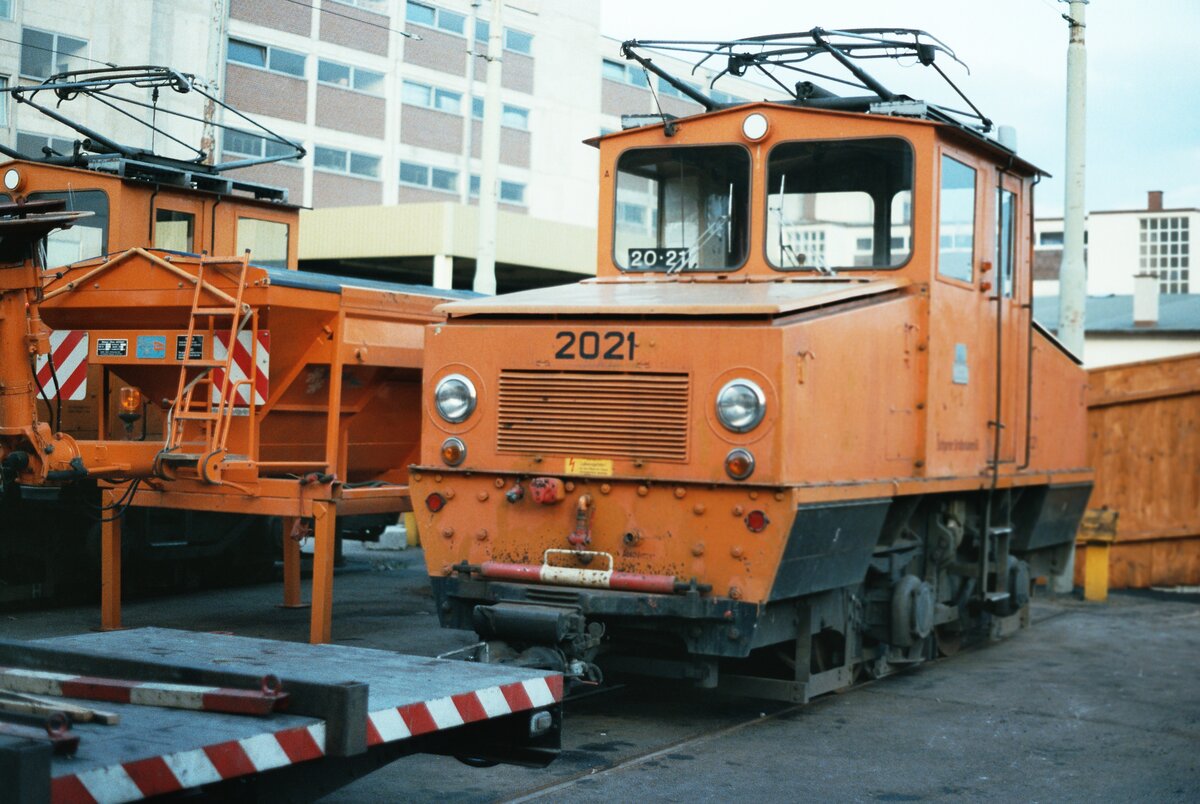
(594, 101, 1046, 178)
(437, 276, 908, 318)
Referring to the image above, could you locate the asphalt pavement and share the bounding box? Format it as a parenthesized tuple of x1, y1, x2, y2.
(5, 544, 1197, 802)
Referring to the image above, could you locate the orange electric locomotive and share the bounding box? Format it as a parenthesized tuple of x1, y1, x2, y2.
(413, 30, 1092, 699)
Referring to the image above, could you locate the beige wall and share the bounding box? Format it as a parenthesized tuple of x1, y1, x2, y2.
(230, 0, 311, 37)
(470, 126, 531, 167)
(602, 79, 649, 118)
(503, 53, 534, 94)
(225, 64, 307, 124)
(316, 86, 386, 139)
(318, 2, 389, 55)
(398, 185, 459, 204)
(403, 27, 467, 74)
(312, 171, 382, 209)
(400, 105, 463, 153)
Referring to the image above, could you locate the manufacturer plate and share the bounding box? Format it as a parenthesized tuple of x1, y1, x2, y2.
(96, 338, 127, 357)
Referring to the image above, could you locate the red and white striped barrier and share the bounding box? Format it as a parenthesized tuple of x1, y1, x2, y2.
(49, 675, 562, 803)
(0, 667, 287, 716)
(211, 330, 269, 406)
(35, 330, 89, 401)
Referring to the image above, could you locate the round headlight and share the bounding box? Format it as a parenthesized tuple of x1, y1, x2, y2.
(3, 168, 22, 192)
(715, 379, 766, 433)
(434, 374, 476, 423)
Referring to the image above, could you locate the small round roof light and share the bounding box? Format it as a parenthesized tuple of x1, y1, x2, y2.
(742, 113, 769, 141)
(3, 168, 22, 192)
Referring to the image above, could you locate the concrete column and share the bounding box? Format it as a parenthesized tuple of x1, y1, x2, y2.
(473, 0, 504, 295)
(433, 253, 454, 289)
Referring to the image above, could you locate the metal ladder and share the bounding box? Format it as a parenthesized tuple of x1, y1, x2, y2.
(160, 254, 255, 482)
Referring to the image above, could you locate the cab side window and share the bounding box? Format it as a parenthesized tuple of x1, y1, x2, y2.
(28, 190, 108, 266)
(938, 155, 976, 283)
(154, 209, 196, 253)
(237, 217, 289, 269)
(997, 188, 1016, 297)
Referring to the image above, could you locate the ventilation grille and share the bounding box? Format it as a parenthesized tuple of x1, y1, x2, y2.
(497, 370, 690, 462)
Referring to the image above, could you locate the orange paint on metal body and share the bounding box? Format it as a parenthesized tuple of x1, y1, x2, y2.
(412, 103, 1091, 603)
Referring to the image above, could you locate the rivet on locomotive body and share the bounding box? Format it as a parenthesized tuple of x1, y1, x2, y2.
(565, 481, 576, 492)
(774, 491, 784, 501)
(732, 504, 744, 516)
(637, 485, 649, 497)
(693, 503, 705, 515)
(674, 487, 686, 499)
(600, 483, 612, 494)
(441, 527, 454, 539)
(493, 477, 505, 488)
(692, 542, 705, 556)
(731, 546, 744, 558)
(475, 529, 488, 541)
(443, 488, 455, 499)
(434, 474, 443, 482)
(414, 472, 423, 482)
(748, 491, 759, 500)
(477, 490, 489, 501)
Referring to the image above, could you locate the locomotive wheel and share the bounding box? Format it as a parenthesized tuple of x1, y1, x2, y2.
(935, 625, 963, 657)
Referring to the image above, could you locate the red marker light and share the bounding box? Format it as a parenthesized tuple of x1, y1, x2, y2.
(745, 510, 769, 533)
(425, 493, 447, 513)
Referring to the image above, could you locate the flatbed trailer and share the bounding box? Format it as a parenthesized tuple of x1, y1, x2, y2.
(0, 629, 563, 803)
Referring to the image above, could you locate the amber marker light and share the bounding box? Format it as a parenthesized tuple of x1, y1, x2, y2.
(441, 437, 466, 466)
(118, 386, 142, 435)
(725, 448, 755, 480)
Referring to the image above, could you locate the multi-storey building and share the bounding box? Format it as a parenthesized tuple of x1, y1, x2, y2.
(1034, 190, 1195, 297)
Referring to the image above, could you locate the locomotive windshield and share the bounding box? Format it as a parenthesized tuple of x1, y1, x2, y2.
(767, 138, 913, 271)
(614, 145, 750, 272)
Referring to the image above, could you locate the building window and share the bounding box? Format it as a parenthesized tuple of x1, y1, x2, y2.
(471, 97, 530, 130)
(318, 59, 384, 95)
(20, 29, 88, 79)
(504, 29, 533, 55)
(602, 58, 648, 89)
(0, 1, 11, 20)
(1140, 216, 1190, 294)
(227, 38, 305, 78)
(314, 146, 380, 179)
(16, 131, 75, 157)
(399, 161, 458, 193)
(402, 80, 461, 114)
(468, 175, 526, 205)
(406, 1, 465, 35)
(1039, 230, 1063, 247)
(223, 129, 295, 160)
(329, 0, 387, 12)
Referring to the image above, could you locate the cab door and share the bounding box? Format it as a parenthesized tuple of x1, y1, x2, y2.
(994, 174, 1027, 464)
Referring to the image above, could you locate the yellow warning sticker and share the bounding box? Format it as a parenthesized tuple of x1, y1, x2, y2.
(565, 457, 613, 476)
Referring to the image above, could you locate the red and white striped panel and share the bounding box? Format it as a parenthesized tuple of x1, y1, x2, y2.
(35, 330, 89, 401)
(49, 674, 562, 804)
(211, 330, 269, 407)
(0, 667, 285, 716)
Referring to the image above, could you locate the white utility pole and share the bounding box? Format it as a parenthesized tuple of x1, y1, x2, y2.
(199, 0, 230, 165)
(1055, 0, 1088, 594)
(1058, 0, 1088, 356)
(473, 0, 504, 295)
(460, 1, 481, 205)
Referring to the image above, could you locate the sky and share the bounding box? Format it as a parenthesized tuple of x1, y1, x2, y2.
(598, 0, 1200, 218)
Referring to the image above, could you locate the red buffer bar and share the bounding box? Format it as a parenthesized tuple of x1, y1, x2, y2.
(479, 561, 680, 595)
